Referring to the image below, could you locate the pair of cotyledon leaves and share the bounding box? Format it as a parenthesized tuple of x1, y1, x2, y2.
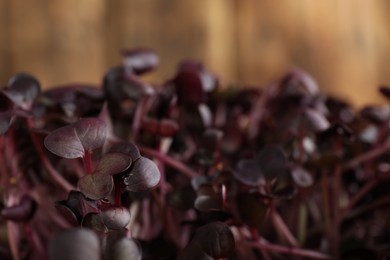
(0, 73, 40, 134)
(44, 118, 160, 200)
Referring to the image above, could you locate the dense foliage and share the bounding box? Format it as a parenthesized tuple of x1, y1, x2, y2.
(1, 49, 390, 259)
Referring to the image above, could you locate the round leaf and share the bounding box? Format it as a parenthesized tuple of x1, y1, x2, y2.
(101, 206, 131, 230)
(95, 153, 132, 176)
(82, 213, 108, 233)
(108, 237, 142, 260)
(256, 145, 288, 179)
(109, 142, 141, 162)
(122, 48, 159, 75)
(48, 228, 100, 260)
(192, 222, 235, 258)
(6, 73, 40, 107)
(291, 166, 314, 188)
(78, 173, 113, 200)
(44, 118, 107, 159)
(1, 195, 36, 221)
(234, 159, 264, 186)
(123, 156, 160, 192)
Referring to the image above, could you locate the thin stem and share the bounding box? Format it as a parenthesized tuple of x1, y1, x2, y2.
(138, 145, 199, 178)
(341, 177, 380, 218)
(343, 138, 390, 170)
(242, 240, 331, 259)
(320, 170, 331, 250)
(250, 228, 271, 260)
(331, 164, 342, 257)
(26, 118, 74, 192)
(24, 223, 46, 260)
(270, 202, 299, 247)
(114, 180, 122, 207)
(344, 194, 390, 220)
(298, 202, 308, 244)
(83, 150, 93, 174)
(7, 222, 20, 260)
(131, 97, 148, 142)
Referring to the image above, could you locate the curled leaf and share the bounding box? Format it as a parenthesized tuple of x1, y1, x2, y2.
(6, 73, 40, 107)
(1, 195, 36, 221)
(122, 48, 159, 75)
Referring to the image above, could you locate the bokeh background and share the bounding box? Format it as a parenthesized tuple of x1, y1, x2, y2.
(1, 0, 390, 107)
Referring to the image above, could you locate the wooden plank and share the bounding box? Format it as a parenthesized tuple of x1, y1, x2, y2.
(0, 0, 11, 85)
(107, 0, 236, 84)
(7, 0, 107, 88)
(236, 0, 389, 106)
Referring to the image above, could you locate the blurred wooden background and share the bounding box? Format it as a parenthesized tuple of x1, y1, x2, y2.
(1, 0, 390, 106)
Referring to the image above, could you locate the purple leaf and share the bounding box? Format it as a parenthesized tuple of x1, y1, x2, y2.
(6, 73, 40, 108)
(194, 185, 222, 211)
(81, 213, 107, 233)
(256, 145, 288, 179)
(95, 153, 132, 176)
(122, 48, 159, 75)
(174, 69, 206, 105)
(55, 190, 99, 224)
(234, 159, 265, 186)
(78, 173, 114, 200)
(192, 222, 235, 258)
(123, 156, 160, 192)
(1, 195, 36, 221)
(48, 228, 100, 260)
(291, 165, 314, 188)
(101, 206, 131, 230)
(108, 237, 142, 260)
(109, 142, 141, 162)
(44, 118, 107, 159)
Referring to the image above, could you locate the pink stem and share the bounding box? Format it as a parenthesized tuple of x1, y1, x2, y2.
(343, 138, 390, 170)
(131, 97, 147, 142)
(26, 118, 74, 192)
(270, 204, 299, 247)
(24, 223, 46, 260)
(138, 145, 199, 178)
(83, 150, 93, 174)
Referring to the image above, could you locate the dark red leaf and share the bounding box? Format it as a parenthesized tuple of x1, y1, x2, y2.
(192, 222, 235, 258)
(44, 118, 107, 159)
(256, 145, 288, 179)
(101, 206, 131, 230)
(109, 142, 141, 161)
(78, 173, 114, 200)
(95, 153, 132, 176)
(234, 159, 265, 186)
(123, 156, 160, 192)
(1, 195, 36, 221)
(48, 228, 100, 260)
(6, 73, 40, 107)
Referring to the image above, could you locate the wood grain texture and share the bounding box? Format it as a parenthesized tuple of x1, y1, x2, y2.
(1, 0, 389, 106)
